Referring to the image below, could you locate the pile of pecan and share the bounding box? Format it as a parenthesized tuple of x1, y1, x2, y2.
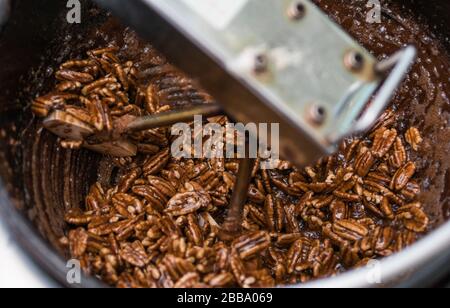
(31, 46, 195, 154)
(34, 47, 428, 288)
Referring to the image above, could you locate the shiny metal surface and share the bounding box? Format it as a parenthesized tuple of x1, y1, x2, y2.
(0, 217, 55, 288)
(126, 104, 223, 132)
(220, 157, 256, 240)
(0, 179, 104, 288)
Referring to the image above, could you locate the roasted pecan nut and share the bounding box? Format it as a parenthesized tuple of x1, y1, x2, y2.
(390, 162, 416, 191)
(120, 241, 149, 268)
(332, 220, 369, 242)
(354, 147, 375, 177)
(143, 149, 170, 176)
(165, 192, 211, 216)
(68, 228, 89, 258)
(405, 127, 423, 151)
(232, 231, 270, 260)
(397, 203, 429, 233)
(372, 128, 397, 158)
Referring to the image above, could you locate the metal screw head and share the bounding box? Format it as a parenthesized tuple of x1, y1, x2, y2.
(253, 53, 269, 74)
(308, 104, 327, 126)
(345, 50, 365, 72)
(288, 1, 306, 20)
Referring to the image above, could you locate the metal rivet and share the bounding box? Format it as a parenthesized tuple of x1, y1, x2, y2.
(288, 1, 306, 20)
(308, 104, 327, 125)
(345, 50, 365, 72)
(254, 53, 269, 74)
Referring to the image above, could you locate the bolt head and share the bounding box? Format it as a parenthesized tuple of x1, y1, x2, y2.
(288, 1, 306, 20)
(253, 53, 269, 74)
(308, 104, 327, 126)
(345, 51, 365, 72)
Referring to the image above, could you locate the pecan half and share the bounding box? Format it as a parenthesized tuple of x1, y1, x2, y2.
(332, 220, 369, 242)
(120, 241, 149, 268)
(405, 127, 423, 151)
(390, 162, 416, 191)
(232, 231, 271, 260)
(165, 192, 211, 216)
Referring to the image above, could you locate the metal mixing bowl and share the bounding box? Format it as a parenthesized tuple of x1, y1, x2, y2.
(0, 0, 449, 287)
